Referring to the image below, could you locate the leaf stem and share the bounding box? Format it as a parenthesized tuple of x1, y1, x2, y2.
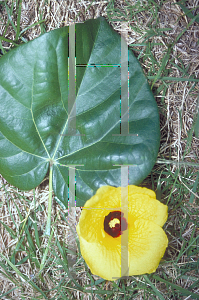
(44, 165, 53, 236)
(40, 227, 54, 273)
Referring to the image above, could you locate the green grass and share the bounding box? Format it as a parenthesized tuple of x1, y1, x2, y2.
(0, 0, 199, 299)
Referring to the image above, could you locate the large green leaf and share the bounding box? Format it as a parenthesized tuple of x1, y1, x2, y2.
(0, 17, 160, 208)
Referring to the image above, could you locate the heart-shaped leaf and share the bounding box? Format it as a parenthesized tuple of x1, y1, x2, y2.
(0, 17, 160, 208)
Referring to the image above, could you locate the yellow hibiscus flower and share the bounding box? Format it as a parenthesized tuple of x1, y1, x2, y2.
(76, 185, 168, 281)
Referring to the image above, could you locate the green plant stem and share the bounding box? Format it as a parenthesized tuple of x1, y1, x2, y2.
(44, 165, 53, 236)
(40, 226, 54, 273)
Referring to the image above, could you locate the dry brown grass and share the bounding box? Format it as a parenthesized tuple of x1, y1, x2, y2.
(0, 0, 199, 299)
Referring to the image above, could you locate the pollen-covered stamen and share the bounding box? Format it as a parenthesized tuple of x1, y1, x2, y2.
(104, 211, 128, 238)
(109, 218, 120, 228)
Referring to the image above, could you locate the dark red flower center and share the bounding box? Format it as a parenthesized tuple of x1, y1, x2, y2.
(104, 211, 128, 238)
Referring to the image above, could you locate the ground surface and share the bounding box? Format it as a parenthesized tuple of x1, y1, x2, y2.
(0, 0, 199, 299)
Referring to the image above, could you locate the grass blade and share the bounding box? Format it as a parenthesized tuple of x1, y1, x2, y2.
(15, 0, 22, 41)
(0, 253, 48, 299)
(143, 275, 165, 300)
(153, 275, 199, 299)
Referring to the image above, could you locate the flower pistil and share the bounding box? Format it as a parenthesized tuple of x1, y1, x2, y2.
(104, 211, 128, 238)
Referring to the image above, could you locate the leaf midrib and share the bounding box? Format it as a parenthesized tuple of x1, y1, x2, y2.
(51, 18, 103, 161)
(54, 76, 148, 162)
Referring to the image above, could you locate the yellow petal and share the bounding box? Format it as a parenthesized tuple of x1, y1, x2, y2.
(77, 234, 122, 280)
(128, 219, 168, 275)
(76, 185, 168, 281)
(127, 185, 168, 227)
(77, 185, 121, 243)
(77, 218, 168, 280)
(78, 185, 168, 239)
